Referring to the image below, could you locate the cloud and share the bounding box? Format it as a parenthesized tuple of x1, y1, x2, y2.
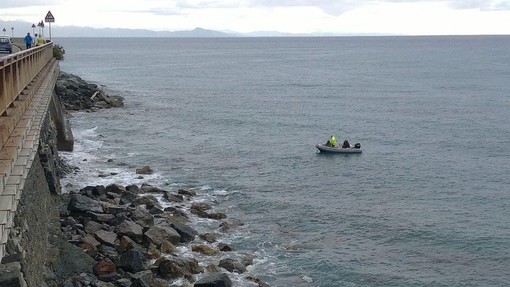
(449, 0, 510, 11)
(0, 0, 63, 9)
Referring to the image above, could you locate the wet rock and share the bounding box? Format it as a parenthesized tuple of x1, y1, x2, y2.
(146, 243, 162, 259)
(194, 272, 232, 287)
(200, 233, 219, 243)
(115, 278, 132, 287)
(218, 243, 233, 252)
(136, 166, 153, 175)
(157, 258, 203, 280)
(126, 184, 140, 193)
(68, 194, 104, 214)
(0, 262, 23, 287)
(115, 220, 144, 243)
(119, 191, 137, 205)
(246, 275, 271, 287)
(98, 272, 122, 283)
(116, 250, 148, 273)
(140, 183, 167, 193)
(129, 208, 154, 228)
(191, 202, 212, 212)
(94, 230, 118, 247)
(88, 212, 116, 222)
(192, 245, 219, 256)
(100, 245, 120, 259)
(144, 225, 181, 246)
(160, 239, 177, 254)
(116, 235, 137, 253)
(53, 236, 96, 283)
(80, 185, 107, 198)
(178, 188, 196, 196)
(81, 234, 101, 256)
(164, 207, 189, 219)
(219, 220, 244, 232)
(93, 258, 116, 276)
(170, 222, 198, 243)
(163, 192, 184, 203)
(207, 212, 227, 220)
(241, 255, 254, 267)
(84, 220, 104, 234)
(132, 195, 162, 209)
(105, 183, 126, 194)
(101, 204, 131, 215)
(206, 264, 221, 272)
(218, 258, 247, 274)
(131, 270, 169, 287)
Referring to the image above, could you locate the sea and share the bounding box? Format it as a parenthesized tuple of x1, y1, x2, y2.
(53, 36, 510, 287)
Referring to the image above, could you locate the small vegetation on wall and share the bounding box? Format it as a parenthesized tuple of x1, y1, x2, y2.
(53, 45, 65, 60)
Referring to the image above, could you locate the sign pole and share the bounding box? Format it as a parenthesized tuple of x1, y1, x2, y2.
(44, 11, 55, 41)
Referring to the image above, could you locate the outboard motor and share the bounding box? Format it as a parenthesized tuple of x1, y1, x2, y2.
(354, 143, 361, 149)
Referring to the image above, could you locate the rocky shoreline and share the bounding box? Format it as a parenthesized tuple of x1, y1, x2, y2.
(54, 73, 270, 287)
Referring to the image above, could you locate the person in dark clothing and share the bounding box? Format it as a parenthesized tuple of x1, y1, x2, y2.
(24, 33, 33, 49)
(342, 140, 350, 148)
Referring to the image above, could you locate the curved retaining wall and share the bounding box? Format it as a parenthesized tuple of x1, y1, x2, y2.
(0, 56, 70, 286)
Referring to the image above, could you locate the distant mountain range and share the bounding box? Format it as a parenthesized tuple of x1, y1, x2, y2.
(1, 20, 328, 38)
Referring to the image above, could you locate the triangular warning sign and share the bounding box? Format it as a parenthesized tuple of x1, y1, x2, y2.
(45, 11, 55, 22)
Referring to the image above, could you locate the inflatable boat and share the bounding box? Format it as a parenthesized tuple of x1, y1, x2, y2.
(316, 143, 362, 154)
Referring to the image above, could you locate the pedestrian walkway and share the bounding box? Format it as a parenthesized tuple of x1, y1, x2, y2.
(0, 57, 59, 260)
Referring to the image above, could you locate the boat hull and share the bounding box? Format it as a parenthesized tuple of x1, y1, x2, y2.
(316, 144, 362, 154)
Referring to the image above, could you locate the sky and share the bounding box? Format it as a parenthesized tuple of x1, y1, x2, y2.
(1, 0, 509, 35)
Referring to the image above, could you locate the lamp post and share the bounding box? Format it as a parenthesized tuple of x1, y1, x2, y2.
(32, 24, 36, 35)
(11, 27, 14, 37)
(40, 21, 45, 37)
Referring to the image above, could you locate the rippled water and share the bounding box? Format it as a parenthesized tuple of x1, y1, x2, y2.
(56, 36, 510, 286)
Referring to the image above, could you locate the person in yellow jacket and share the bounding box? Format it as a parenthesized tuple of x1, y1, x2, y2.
(326, 135, 337, 147)
(35, 34, 46, 46)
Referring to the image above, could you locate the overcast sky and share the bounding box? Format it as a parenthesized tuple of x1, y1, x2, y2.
(1, 0, 509, 35)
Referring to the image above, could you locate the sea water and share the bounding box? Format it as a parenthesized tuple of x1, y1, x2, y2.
(54, 36, 510, 287)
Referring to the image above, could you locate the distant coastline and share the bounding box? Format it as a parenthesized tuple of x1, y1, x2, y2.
(2, 19, 395, 38)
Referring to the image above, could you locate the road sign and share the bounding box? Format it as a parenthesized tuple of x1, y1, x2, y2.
(45, 11, 55, 23)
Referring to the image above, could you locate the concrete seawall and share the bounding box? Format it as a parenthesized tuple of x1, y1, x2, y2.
(0, 62, 73, 286)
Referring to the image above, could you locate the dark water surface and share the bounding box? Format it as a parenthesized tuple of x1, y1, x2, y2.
(56, 36, 510, 287)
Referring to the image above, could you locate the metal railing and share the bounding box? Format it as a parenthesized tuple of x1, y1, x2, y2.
(0, 43, 54, 117)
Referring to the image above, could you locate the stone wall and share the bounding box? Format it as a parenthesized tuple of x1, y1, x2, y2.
(0, 92, 70, 287)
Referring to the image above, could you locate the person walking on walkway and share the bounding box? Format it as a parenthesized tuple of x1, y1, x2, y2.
(24, 33, 33, 49)
(35, 34, 46, 46)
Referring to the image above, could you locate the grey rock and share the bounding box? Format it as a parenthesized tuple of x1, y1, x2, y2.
(94, 230, 118, 246)
(116, 250, 147, 273)
(115, 220, 144, 243)
(194, 272, 232, 287)
(68, 194, 104, 213)
(218, 258, 247, 274)
(144, 225, 181, 246)
(170, 222, 198, 243)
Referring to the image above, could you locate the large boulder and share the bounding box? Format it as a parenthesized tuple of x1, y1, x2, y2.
(94, 230, 118, 247)
(67, 194, 104, 213)
(194, 272, 232, 287)
(115, 250, 147, 273)
(144, 225, 181, 246)
(170, 222, 198, 243)
(93, 258, 116, 276)
(218, 258, 247, 274)
(132, 195, 162, 209)
(136, 166, 153, 175)
(115, 220, 144, 243)
(129, 208, 154, 228)
(157, 257, 203, 280)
